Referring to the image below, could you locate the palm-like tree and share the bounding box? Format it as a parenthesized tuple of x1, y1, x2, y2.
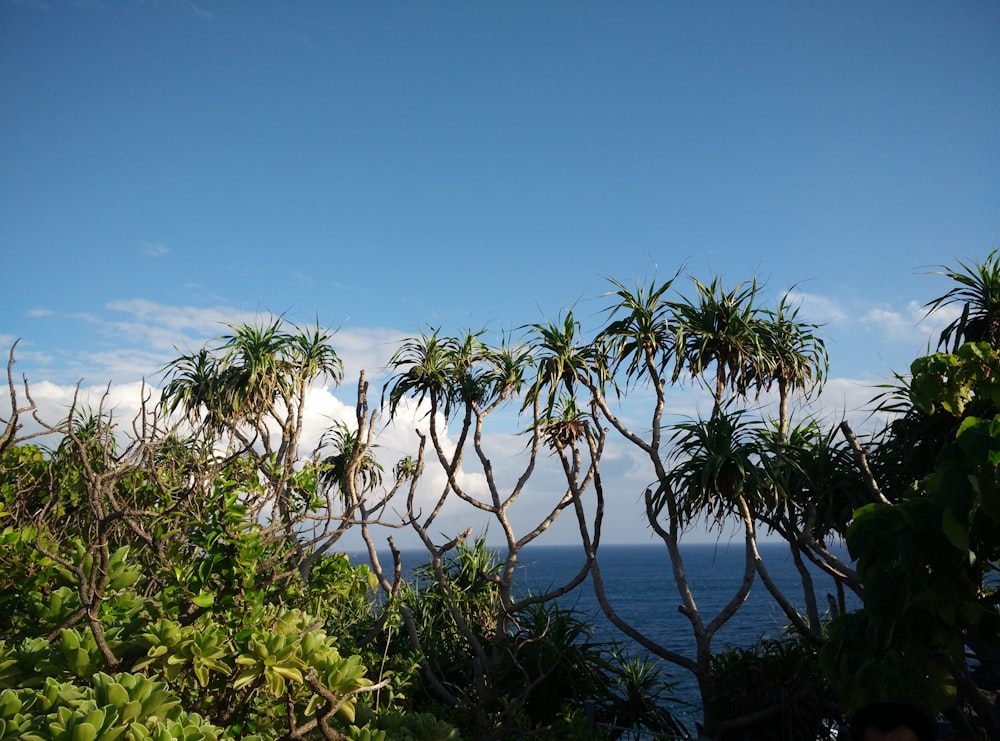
(384, 329, 466, 419)
(160, 347, 221, 427)
(533, 394, 592, 451)
(755, 420, 864, 623)
(755, 421, 859, 541)
(525, 311, 602, 418)
(597, 274, 679, 385)
(926, 247, 1000, 350)
(161, 319, 343, 430)
(292, 323, 344, 383)
(481, 338, 532, 407)
(759, 292, 828, 441)
(383, 327, 526, 429)
(585, 273, 839, 737)
(160, 318, 343, 540)
(217, 319, 295, 420)
(669, 276, 769, 409)
(318, 422, 384, 505)
(604, 654, 689, 739)
(660, 406, 774, 528)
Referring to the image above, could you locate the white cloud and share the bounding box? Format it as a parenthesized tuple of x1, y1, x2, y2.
(859, 300, 941, 346)
(65, 349, 176, 383)
(102, 299, 236, 346)
(332, 327, 410, 389)
(89, 302, 407, 383)
(0, 294, 952, 550)
(299, 385, 356, 454)
(27, 308, 53, 318)
(9, 301, 420, 426)
(35, 302, 241, 383)
(140, 241, 171, 258)
(809, 376, 894, 432)
(2, 379, 158, 445)
(784, 288, 959, 351)
(185, 1, 213, 21)
(784, 290, 849, 325)
(1, 339, 52, 368)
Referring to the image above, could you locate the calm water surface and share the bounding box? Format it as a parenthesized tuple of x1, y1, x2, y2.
(354, 540, 857, 720)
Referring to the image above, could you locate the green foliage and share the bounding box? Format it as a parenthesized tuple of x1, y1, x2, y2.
(824, 340, 1000, 727)
(137, 618, 232, 688)
(401, 538, 502, 691)
(597, 274, 679, 384)
(7, 265, 934, 740)
(0, 444, 49, 522)
(601, 654, 690, 739)
(759, 420, 865, 541)
(713, 636, 835, 741)
(504, 602, 610, 726)
(399, 541, 688, 738)
(304, 553, 379, 635)
(657, 407, 775, 527)
(758, 291, 828, 402)
(925, 247, 1000, 350)
(0, 425, 398, 740)
(350, 705, 461, 741)
(526, 312, 603, 416)
(318, 423, 384, 498)
(668, 276, 770, 405)
(0, 673, 221, 741)
(909, 342, 1000, 416)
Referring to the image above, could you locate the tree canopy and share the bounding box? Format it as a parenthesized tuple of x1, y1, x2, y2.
(3, 253, 1000, 739)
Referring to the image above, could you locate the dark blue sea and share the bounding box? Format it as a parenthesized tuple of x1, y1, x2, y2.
(354, 540, 857, 726)
(516, 541, 853, 649)
(515, 542, 857, 716)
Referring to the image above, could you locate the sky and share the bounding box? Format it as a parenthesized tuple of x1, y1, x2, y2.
(2, 0, 999, 547)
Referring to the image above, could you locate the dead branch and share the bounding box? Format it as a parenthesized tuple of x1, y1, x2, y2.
(840, 420, 891, 505)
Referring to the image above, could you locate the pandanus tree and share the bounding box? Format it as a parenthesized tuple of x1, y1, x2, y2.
(576, 273, 844, 737)
(926, 246, 1000, 351)
(754, 422, 865, 625)
(669, 281, 849, 636)
(747, 294, 865, 638)
(759, 292, 829, 442)
(159, 319, 346, 566)
(376, 323, 607, 739)
(669, 276, 771, 410)
(580, 274, 760, 736)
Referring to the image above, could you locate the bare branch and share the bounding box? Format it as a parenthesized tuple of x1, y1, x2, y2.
(840, 420, 891, 505)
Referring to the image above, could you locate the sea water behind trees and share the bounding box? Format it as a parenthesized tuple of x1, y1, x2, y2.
(519, 541, 851, 651)
(358, 540, 856, 720)
(516, 541, 857, 715)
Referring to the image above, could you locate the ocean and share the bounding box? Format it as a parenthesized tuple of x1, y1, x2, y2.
(515, 541, 856, 715)
(355, 540, 857, 723)
(516, 541, 852, 650)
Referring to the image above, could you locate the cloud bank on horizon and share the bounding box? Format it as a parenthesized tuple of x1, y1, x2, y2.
(0, 279, 971, 548)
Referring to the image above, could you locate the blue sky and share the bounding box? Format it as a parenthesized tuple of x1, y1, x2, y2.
(2, 1, 999, 544)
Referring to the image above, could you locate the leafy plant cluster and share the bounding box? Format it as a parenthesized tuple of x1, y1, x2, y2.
(0, 330, 458, 740)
